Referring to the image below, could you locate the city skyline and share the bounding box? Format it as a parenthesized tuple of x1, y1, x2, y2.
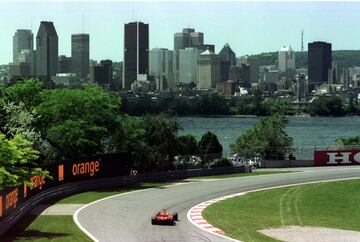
(1, 1, 360, 65)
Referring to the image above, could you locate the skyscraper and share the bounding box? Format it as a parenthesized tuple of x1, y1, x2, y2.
(174, 28, 205, 84)
(93, 60, 113, 88)
(71, 34, 89, 79)
(58, 55, 72, 73)
(197, 50, 220, 89)
(179, 47, 202, 84)
(278, 45, 295, 73)
(308, 41, 332, 92)
(174, 28, 204, 51)
(13, 29, 33, 64)
(149, 48, 174, 90)
(123, 21, 149, 90)
(237, 56, 260, 83)
(218, 43, 236, 82)
(36, 21, 58, 80)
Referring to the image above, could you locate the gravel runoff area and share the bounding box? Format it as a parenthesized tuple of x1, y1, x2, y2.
(260, 226, 360, 242)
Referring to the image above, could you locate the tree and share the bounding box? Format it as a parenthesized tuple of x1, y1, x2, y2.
(35, 85, 121, 160)
(175, 135, 199, 169)
(310, 95, 345, 116)
(2, 101, 40, 144)
(332, 136, 360, 149)
(0, 132, 46, 188)
(176, 135, 198, 155)
(198, 131, 223, 167)
(139, 114, 182, 171)
(5, 79, 44, 110)
(198, 131, 223, 155)
(230, 114, 293, 160)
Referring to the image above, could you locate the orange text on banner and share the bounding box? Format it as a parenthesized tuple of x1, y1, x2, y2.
(72, 160, 100, 177)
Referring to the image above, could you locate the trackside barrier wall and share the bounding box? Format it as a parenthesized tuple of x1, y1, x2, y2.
(0, 164, 245, 236)
(261, 160, 314, 168)
(0, 153, 131, 235)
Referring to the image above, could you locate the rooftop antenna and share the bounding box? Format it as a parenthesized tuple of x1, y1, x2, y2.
(133, 7, 135, 22)
(82, 12, 84, 33)
(301, 29, 304, 52)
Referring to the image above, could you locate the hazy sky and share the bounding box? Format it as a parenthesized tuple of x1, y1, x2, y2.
(1, 1, 360, 64)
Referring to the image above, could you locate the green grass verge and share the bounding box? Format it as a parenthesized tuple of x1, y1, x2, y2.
(190, 170, 294, 179)
(55, 182, 168, 204)
(203, 179, 360, 242)
(2, 216, 90, 242)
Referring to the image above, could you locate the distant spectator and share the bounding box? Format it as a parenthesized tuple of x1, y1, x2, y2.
(288, 153, 296, 160)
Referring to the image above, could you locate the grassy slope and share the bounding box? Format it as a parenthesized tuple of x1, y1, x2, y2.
(55, 182, 168, 204)
(3, 216, 90, 242)
(191, 170, 294, 179)
(203, 179, 360, 242)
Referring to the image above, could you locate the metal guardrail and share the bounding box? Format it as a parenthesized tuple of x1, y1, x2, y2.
(0, 166, 246, 236)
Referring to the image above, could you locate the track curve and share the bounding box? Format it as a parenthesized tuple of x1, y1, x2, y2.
(75, 167, 360, 242)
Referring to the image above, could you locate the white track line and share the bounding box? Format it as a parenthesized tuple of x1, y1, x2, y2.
(73, 188, 156, 242)
(187, 177, 360, 242)
(73, 182, 196, 241)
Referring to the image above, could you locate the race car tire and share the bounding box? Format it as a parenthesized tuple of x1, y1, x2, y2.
(151, 218, 156, 225)
(173, 213, 178, 221)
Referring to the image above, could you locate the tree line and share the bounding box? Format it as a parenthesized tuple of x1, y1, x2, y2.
(0, 80, 224, 187)
(121, 92, 360, 117)
(2, 79, 358, 188)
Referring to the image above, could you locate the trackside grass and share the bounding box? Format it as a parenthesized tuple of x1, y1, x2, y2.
(55, 182, 169, 204)
(203, 179, 360, 242)
(190, 170, 294, 179)
(2, 216, 90, 242)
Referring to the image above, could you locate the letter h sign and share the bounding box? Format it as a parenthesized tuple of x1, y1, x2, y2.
(326, 152, 352, 165)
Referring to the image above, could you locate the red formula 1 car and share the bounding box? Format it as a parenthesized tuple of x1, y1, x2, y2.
(151, 209, 178, 225)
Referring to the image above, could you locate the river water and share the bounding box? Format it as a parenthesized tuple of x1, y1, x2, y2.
(178, 116, 360, 160)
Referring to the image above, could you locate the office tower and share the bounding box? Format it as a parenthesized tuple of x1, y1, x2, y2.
(174, 28, 204, 51)
(278, 45, 295, 73)
(13, 29, 33, 64)
(296, 74, 306, 102)
(71, 34, 89, 78)
(229, 64, 251, 88)
(179, 47, 202, 84)
(58, 55, 72, 73)
(17, 49, 36, 76)
(149, 48, 174, 90)
(93, 60, 113, 88)
(9, 62, 30, 80)
(174, 28, 204, 84)
(123, 21, 149, 90)
(308, 41, 332, 92)
(36, 21, 58, 80)
(218, 43, 236, 82)
(330, 61, 339, 84)
(197, 50, 220, 89)
(237, 56, 259, 83)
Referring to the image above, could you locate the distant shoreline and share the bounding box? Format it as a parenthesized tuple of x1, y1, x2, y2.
(175, 114, 313, 118)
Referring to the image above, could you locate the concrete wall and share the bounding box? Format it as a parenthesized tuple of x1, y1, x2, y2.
(262, 160, 314, 168)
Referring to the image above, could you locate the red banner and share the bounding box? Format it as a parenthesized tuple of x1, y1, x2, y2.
(314, 150, 360, 166)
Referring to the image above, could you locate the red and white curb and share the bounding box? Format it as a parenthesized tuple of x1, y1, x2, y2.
(187, 193, 247, 242)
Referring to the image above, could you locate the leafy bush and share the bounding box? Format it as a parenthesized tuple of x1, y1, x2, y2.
(209, 158, 232, 168)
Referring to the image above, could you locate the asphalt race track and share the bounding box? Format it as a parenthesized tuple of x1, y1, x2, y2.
(75, 166, 360, 242)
